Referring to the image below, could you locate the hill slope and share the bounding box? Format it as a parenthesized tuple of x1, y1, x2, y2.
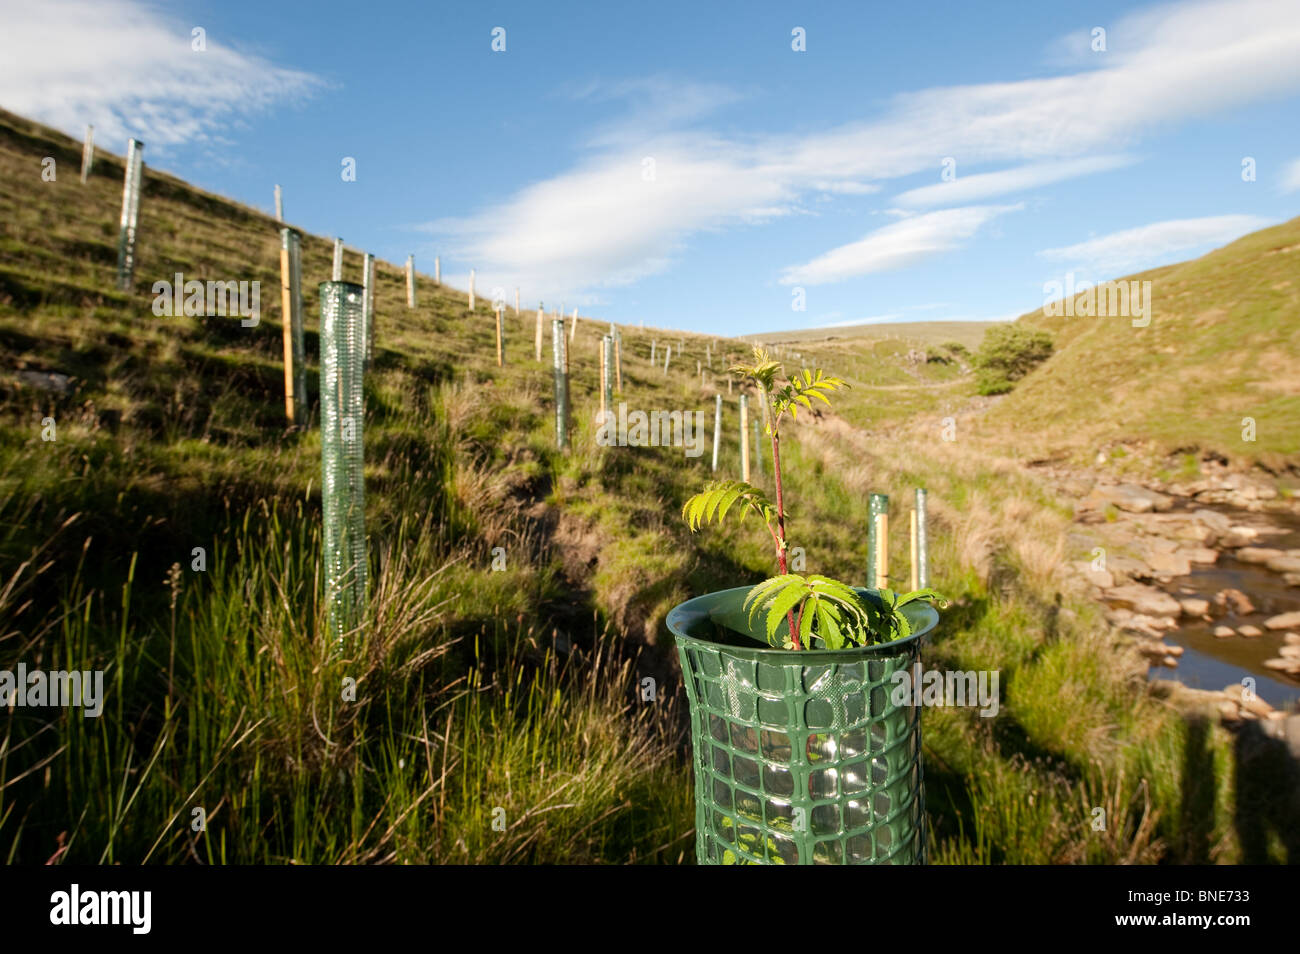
(0, 106, 1281, 865)
(983, 218, 1300, 469)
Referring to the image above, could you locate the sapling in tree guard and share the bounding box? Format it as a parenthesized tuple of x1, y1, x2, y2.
(683, 347, 941, 650)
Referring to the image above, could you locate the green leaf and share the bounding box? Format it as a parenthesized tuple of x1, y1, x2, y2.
(764, 581, 810, 640)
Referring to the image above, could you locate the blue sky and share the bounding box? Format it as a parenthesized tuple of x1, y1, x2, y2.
(5, 0, 1300, 336)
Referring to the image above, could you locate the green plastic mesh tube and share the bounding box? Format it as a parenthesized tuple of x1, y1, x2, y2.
(320, 281, 368, 650)
(669, 587, 935, 865)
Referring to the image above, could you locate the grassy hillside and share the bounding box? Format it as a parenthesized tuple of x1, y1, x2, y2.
(756, 320, 995, 350)
(981, 218, 1300, 470)
(0, 106, 1283, 865)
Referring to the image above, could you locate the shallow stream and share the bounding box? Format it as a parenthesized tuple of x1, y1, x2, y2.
(1148, 503, 1300, 708)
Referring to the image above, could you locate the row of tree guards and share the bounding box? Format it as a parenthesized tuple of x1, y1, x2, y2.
(96, 124, 922, 643)
(867, 489, 931, 591)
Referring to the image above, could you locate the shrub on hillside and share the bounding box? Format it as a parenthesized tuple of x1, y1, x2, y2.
(973, 324, 1053, 395)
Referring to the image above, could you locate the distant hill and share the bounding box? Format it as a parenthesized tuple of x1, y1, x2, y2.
(983, 216, 1300, 467)
(754, 320, 997, 350)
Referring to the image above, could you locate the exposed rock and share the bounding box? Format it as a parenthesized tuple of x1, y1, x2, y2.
(1218, 528, 1259, 548)
(1266, 555, 1300, 574)
(1264, 610, 1300, 630)
(1070, 561, 1114, 588)
(1263, 657, 1300, 674)
(1237, 547, 1284, 564)
(1214, 626, 1235, 638)
(1237, 625, 1263, 638)
(1146, 551, 1191, 576)
(1285, 632, 1300, 644)
(1080, 483, 1174, 514)
(1179, 597, 1210, 617)
(1213, 588, 1255, 615)
(1105, 583, 1182, 617)
(1279, 645, 1300, 659)
(1192, 509, 1232, 533)
(14, 369, 73, 394)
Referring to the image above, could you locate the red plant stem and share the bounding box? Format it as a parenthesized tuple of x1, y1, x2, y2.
(770, 422, 802, 650)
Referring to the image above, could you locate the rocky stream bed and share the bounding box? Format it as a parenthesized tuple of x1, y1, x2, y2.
(1049, 459, 1300, 753)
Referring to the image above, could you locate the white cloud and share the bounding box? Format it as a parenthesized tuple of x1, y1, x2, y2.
(1038, 214, 1273, 274)
(894, 155, 1137, 207)
(429, 0, 1300, 300)
(0, 0, 323, 150)
(779, 205, 1022, 286)
(1281, 157, 1300, 193)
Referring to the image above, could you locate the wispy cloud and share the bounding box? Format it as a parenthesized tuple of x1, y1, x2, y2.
(427, 0, 1300, 301)
(0, 0, 323, 149)
(779, 205, 1022, 286)
(894, 155, 1137, 207)
(1281, 157, 1300, 193)
(1038, 214, 1273, 274)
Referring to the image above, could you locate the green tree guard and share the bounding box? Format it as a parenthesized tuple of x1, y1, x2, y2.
(320, 281, 368, 650)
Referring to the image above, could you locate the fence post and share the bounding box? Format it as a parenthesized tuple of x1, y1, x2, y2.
(916, 487, 929, 588)
(739, 393, 750, 481)
(362, 252, 375, 367)
(569, 307, 579, 343)
(80, 124, 94, 184)
(552, 318, 568, 450)
(651, 339, 656, 365)
(274, 184, 283, 221)
(753, 417, 763, 476)
(711, 394, 722, 472)
(468, 269, 475, 310)
(332, 238, 344, 281)
(910, 509, 919, 591)
(601, 335, 614, 423)
(115, 138, 144, 292)
(614, 329, 622, 391)
(515, 287, 520, 316)
(405, 255, 416, 308)
(319, 280, 368, 651)
(867, 493, 889, 590)
(495, 307, 505, 367)
(534, 304, 544, 361)
(279, 228, 307, 424)
(434, 255, 440, 286)
(663, 344, 671, 375)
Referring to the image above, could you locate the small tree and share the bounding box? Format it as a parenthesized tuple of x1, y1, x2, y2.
(682, 348, 940, 650)
(973, 324, 1053, 395)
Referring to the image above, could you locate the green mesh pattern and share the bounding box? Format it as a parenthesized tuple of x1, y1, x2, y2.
(669, 586, 934, 865)
(320, 281, 368, 650)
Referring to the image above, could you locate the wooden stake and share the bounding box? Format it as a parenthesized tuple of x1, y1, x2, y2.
(468, 269, 475, 310)
(613, 330, 622, 391)
(332, 238, 343, 281)
(569, 307, 579, 343)
(514, 287, 520, 316)
(405, 255, 416, 308)
(534, 305, 544, 361)
(739, 393, 750, 482)
(274, 184, 282, 221)
(599, 338, 608, 422)
(434, 255, 440, 285)
(495, 307, 504, 367)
